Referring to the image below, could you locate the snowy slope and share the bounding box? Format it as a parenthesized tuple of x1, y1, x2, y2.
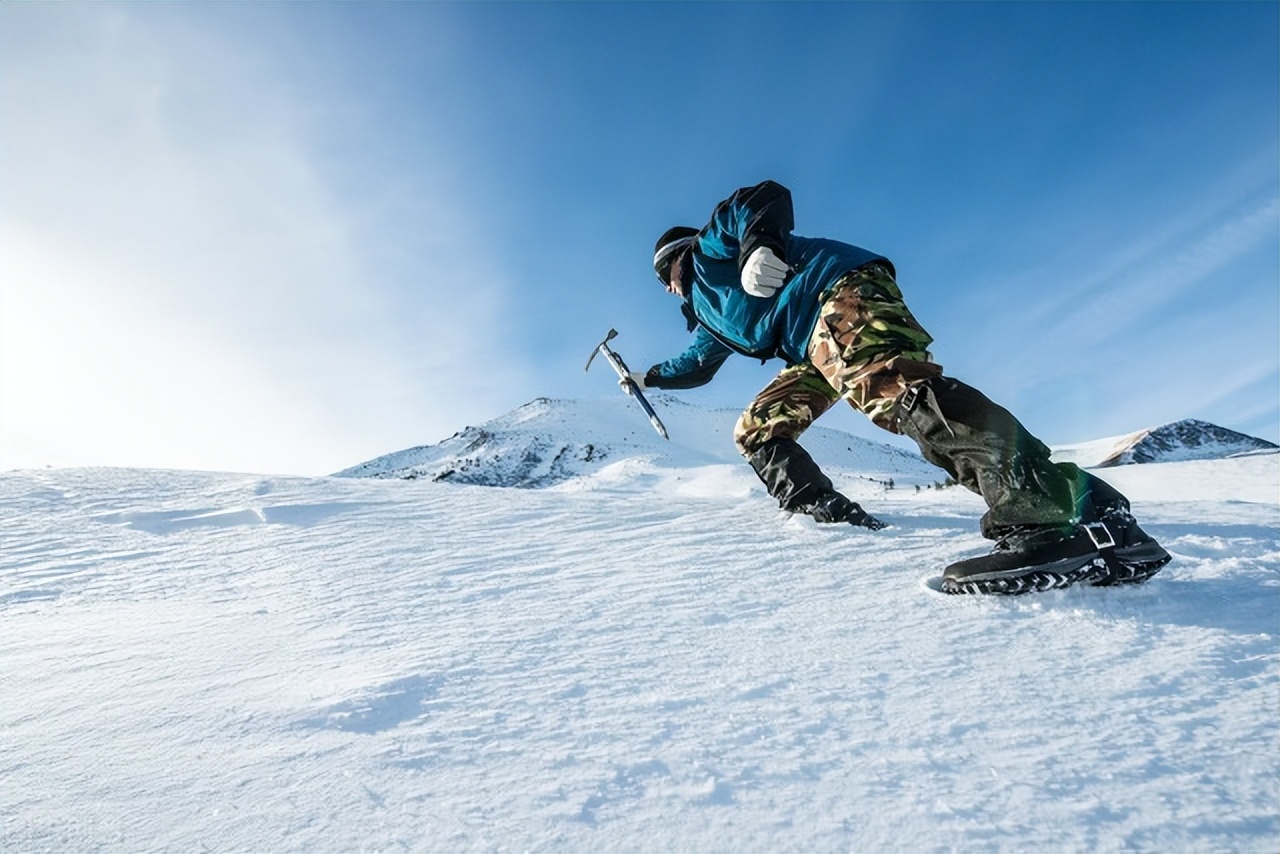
(1053, 418, 1278, 468)
(2, 444, 1277, 852)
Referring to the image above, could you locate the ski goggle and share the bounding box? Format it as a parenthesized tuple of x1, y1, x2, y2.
(653, 236, 696, 285)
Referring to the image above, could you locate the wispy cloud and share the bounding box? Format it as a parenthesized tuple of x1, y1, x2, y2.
(1047, 194, 1279, 346)
(0, 6, 526, 473)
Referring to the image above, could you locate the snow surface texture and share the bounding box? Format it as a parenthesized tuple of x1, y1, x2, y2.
(3, 399, 1278, 852)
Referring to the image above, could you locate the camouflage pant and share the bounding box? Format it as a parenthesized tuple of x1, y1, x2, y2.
(734, 264, 942, 455)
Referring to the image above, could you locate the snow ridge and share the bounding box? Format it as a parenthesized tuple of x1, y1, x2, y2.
(334, 395, 942, 488)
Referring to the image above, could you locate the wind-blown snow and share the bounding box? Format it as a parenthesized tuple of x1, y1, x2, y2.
(2, 404, 1278, 852)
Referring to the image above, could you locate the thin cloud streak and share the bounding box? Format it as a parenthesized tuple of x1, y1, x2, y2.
(1051, 195, 1279, 347)
(943, 183, 1278, 444)
(0, 7, 526, 473)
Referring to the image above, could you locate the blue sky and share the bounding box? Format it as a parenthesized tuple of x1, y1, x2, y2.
(2, 2, 1276, 475)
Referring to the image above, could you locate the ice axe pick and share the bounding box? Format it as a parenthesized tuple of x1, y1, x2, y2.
(585, 328, 669, 440)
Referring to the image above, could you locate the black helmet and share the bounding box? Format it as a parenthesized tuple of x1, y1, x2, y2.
(653, 226, 698, 285)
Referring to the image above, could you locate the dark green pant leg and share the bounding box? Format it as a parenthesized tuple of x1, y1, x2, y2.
(896, 376, 1129, 538)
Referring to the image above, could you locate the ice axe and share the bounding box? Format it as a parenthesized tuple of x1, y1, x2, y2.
(585, 328, 669, 440)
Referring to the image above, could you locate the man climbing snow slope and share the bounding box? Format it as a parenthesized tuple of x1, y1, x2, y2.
(633, 180, 1171, 594)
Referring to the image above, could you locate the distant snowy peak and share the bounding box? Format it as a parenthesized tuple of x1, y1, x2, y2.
(334, 424, 601, 487)
(1054, 419, 1278, 468)
(334, 396, 723, 487)
(334, 395, 940, 487)
(1098, 419, 1278, 467)
(333, 397, 648, 487)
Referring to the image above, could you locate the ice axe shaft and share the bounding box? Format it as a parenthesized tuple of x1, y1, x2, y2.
(585, 328, 669, 440)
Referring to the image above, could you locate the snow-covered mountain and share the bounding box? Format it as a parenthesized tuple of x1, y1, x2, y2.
(339, 399, 1277, 490)
(334, 394, 943, 488)
(1052, 418, 1278, 468)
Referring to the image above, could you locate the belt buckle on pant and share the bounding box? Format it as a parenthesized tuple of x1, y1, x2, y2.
(893, 379, 953, 437)
(898, 384, 923, 415)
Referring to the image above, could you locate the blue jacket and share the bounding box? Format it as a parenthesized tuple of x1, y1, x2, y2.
(648, 181, 890, 389)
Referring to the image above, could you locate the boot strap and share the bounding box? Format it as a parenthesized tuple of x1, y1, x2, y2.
(1082, 522, 1124, 573)
(1081, 522, 1116, 550)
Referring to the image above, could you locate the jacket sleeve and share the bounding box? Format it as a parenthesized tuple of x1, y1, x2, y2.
(697, 180, 794, 270)
(644, 327, 732, 390)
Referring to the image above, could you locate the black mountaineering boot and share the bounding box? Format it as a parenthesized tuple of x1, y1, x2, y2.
(943, 524, 1111, 595)
(895, 376, 1171, 593)
(941, 513, 1172, 595)
(747, 438, 885, 530)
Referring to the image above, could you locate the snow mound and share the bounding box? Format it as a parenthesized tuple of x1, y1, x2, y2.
(334, 395, 941, 488)
(1053, 418, 1277, 468)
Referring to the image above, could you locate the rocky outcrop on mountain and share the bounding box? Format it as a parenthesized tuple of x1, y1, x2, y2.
(1094, 419, 1278, 467)
(334, 422, 606, 487)
(333, 397, 665, 487)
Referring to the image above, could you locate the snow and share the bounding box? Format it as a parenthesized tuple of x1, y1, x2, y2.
(3, 402, 1278, 852)
(1052, 429, 1152, 469)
